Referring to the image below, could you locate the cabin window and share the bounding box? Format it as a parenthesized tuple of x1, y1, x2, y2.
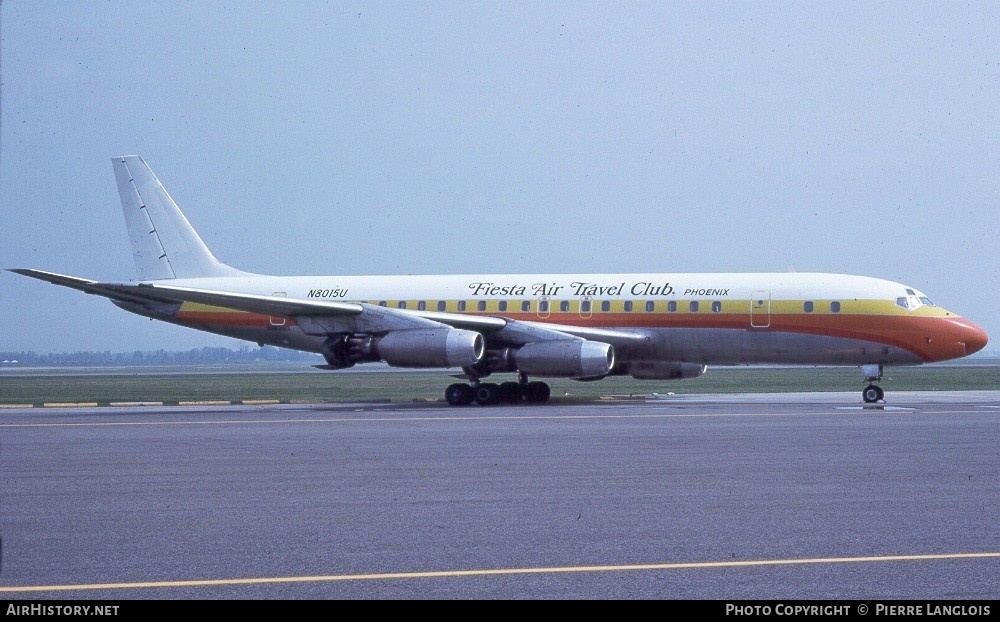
(417, 301, 426, 311)
(437, 300, 446, 311)
(896, 297, 909, 309)
(477, 300, 486, 311)
(499, 301, 507, 311)
(522, 301, 530, 312)
(668, 301, 677, 313)
(581, 300, 591, 313)
(539, 300, 549, 313)
(645, 300, 655, 312)
(379, 301, 387, 307)
(803, 301, 814, 313)
(689, 301, 699, 312)
(830, 301, 841, 313)
(397, 301, 407, 309)
(458, 300, 467, 311)
(712, 301, 722, 313)
(560, 300, 570, 312)
(601, 300, 610, 312)
(624, 300, 633, 312)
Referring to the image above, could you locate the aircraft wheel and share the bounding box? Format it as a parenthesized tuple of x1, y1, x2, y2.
(524, 381, 551, 403)
(475, 383, 501, 405)
(446, 383, 474, 406)
(862, 384, 882, 403)
(499, 381, 523, 403)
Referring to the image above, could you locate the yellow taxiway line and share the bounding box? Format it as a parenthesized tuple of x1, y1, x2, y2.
(0, 409, 865, 429)
(2, 552, 998, 593)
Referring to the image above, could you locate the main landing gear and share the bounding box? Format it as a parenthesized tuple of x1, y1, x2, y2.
(861, 364, 885, 403)
(445, 372, 551, 406)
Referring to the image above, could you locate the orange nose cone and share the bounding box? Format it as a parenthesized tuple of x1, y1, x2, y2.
(961, 320, 989, 356)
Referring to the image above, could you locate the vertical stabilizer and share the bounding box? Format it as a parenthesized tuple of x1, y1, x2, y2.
(112, 156, 244, 280)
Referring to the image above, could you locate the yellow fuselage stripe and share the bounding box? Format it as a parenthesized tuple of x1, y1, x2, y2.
(180, 298, 951, 318)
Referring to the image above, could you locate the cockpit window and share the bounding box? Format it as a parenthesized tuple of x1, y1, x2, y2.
(919, 297, 935, 306)
(905, 288, 916, 295)
(896, 296, 928, 310)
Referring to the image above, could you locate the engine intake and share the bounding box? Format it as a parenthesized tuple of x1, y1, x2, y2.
(514, 340, 615, 378)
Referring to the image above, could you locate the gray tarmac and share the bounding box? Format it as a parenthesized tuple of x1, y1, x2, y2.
(1, 391, 998, 600)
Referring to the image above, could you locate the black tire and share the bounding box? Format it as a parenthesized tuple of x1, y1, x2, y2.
(475, 383, 501, 406)
(875, 385, 885, 401)
(446, 383, 474, 406)
(862, 385, 881, 403)
(524, 381, 551, 403)
(498, 381, 523, 403)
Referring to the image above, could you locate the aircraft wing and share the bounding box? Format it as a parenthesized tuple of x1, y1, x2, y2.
(409, 310, 648, 348)
(516, 321, 650, 346)
(124, 283, 646, 347)
(11, 269, 647, 347)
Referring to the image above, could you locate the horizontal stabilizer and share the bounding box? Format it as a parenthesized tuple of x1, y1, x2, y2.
(102, 282, 366, 318)
(7, 268, 177, 306)
(7, 268, 97, 290)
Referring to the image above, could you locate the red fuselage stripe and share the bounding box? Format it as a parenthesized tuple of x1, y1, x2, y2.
(174, 309, 976, 362)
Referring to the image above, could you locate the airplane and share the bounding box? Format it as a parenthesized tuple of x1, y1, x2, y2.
(9, 156, 989, 405)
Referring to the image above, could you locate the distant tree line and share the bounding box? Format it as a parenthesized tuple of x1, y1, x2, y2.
(0, 346, 324, 366)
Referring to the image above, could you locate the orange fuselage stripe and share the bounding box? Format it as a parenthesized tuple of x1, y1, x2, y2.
(173, 306, 974, 362)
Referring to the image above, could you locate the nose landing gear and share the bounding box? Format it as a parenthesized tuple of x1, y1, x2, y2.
(862, 384, 885, 403)
(861, 364, 885, 403)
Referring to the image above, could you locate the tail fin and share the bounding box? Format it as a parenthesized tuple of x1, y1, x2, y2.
(112, 155, 245, 280)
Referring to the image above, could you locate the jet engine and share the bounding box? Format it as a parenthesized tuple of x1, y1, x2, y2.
(377, 328, 485, 368)
(628, 361, 707, 380)
(322, 329, 485, 369)
(514, 340, 615, 378)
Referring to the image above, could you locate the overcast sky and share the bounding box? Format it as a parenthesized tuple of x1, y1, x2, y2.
(1, 1, 997, 353)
